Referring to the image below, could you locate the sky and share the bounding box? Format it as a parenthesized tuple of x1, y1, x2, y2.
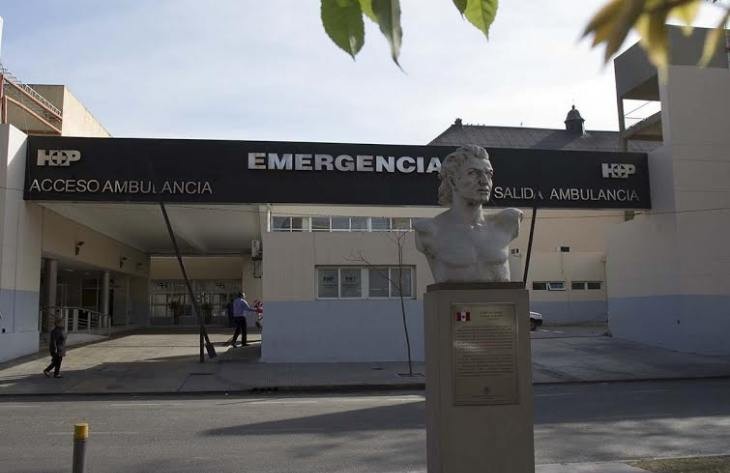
(0, 1, 726, 145)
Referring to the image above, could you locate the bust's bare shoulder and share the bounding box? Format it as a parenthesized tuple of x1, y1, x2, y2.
(413, 217, 436, 235)
(493, 208, 523, 223)
(487, 208, 523, 238)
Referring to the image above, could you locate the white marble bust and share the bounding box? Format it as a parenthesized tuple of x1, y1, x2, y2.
(414, 145, 522, 283)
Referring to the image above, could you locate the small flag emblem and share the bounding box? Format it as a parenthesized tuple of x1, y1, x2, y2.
(455, 311, 470, 322)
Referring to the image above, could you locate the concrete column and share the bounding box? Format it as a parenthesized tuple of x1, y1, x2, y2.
(101, 271, 110, 315)
(0, 125, 43, 362)
(45, 258, 58, 309)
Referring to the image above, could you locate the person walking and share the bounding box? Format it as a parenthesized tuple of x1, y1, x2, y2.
(230, 292, 254, 347)
(43, 318, 67, 378)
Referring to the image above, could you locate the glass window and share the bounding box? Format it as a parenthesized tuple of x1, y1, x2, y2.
(272, 216, 291, 231)
(532, 282, 547, 290)
(291, 217, 305, 231)
(150, 304, 167, 318)
(340, 269, 362, 298)
(318, 269, 339, 298)
(571, 281, 586, 290)
(311, 217, 330, 231)
(351, 217, 369, 231)
(371, 217, 391, 231)
(391, 218, 411, 231)
(332, 217, 350, 231)
(547, 281, 566, 291)
(587, 281, 602, 290)
(369, 267, 390, 297)
(390, 267, 412, 297)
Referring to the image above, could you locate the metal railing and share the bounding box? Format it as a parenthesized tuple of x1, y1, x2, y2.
(0, 61, 63, 134)
(0, 62, 62, 115)
(40, 306, 111, 336)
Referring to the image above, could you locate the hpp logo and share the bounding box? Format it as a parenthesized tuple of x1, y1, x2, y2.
(37, 149, 81, 167)
(602, 163, 635, 179)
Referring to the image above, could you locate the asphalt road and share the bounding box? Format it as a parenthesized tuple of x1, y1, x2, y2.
(1, 379, 728, 473)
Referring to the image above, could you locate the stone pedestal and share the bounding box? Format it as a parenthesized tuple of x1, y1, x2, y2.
(425, 282, 534, 473)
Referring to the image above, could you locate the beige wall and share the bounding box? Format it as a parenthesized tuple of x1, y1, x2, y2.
(607, 62, 730, 354)
(610, 64, 730, 299)
(262, 230, 432, 302)
(150, 256, 243, 280)
(30, 85, 110, 138)
(528, 251, 607, 303)
(512, 209, 625, 253)
(41, 207, 148, 277)
(266, 205, 619, 300)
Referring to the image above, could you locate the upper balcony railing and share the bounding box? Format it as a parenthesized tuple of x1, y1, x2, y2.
(0, 62, 62, 135)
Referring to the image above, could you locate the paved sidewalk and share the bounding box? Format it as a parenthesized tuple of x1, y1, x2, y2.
(536, 462, 647, 472)
(1, 327, 729, 396)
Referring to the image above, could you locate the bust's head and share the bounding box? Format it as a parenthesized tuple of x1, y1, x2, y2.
(438, 145, 494, 206)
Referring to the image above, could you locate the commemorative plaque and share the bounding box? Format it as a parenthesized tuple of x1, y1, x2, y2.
(452, 303, 518, 406)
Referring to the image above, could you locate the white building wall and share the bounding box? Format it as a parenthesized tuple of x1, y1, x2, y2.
(608, 64, 730, 354)
(261, 206, 616, 361)
(261, 229, 431, 362)
(0, 125, 43, 362)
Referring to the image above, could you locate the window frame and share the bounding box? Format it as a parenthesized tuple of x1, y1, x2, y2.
(311, 216, 331, 232)
(547, 281, 566, 291)
(316, 268, 340, 299)
(271, 216, 292, 232)
(316, 266, 415, 300)
(339, 268, 364, 299)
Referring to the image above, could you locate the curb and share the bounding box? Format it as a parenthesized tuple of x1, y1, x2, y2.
(0, 383, 425, 400)
(1, 374, 729, 399)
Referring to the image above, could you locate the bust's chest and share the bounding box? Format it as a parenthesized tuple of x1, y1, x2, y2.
(432, 225, 509, 265)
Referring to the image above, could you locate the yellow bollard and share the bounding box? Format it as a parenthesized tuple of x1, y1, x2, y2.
(73, 423, 89, 473)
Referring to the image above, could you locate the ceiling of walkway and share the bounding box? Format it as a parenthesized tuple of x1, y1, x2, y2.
(41, 203, 263, 255)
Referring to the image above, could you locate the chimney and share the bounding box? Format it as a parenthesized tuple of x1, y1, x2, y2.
(564, 105, 585, 135)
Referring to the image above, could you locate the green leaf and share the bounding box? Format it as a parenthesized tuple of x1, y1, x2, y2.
(669, 0, 701, 35)
(636, 11, 669, 71)
(359, 0, 377, 23)
(372, 0, 403, 66)
(321, 0, 365, 59)
(464, 0, 498, 40)
(699, 9, 730, 67)
(602, 0, 645, 63)
(453, 0, 468, 16)
(582, 0, 624, 46)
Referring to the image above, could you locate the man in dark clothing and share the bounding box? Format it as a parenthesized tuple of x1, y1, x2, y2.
(43, 319, 66, 378)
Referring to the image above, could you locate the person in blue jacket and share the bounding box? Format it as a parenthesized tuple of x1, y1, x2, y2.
(230, 292, 254, 347)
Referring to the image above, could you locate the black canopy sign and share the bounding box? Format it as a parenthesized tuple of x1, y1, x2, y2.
(24, 136, 650, 209)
